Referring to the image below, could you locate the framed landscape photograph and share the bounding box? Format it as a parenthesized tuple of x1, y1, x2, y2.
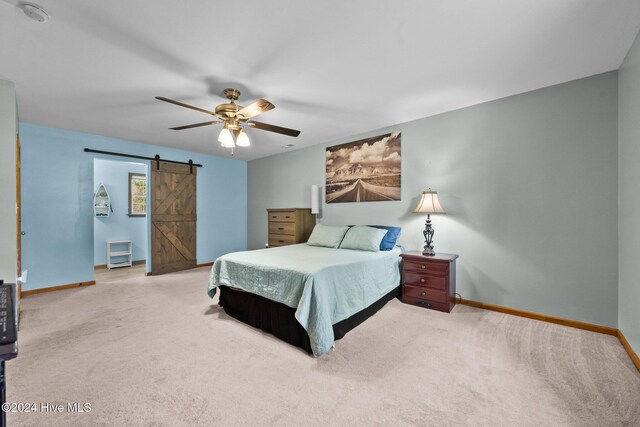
(326, 132, 401, 203)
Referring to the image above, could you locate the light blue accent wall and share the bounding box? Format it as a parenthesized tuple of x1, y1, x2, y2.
(93, 159, 148, 265)
(20, 123, 247, 291)
(248, 72, 619, 328)
(618, 30, 640, 356)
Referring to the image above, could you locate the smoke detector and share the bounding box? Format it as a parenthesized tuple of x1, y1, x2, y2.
(18, 2, 50, 23)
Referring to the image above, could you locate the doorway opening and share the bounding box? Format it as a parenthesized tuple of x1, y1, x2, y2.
(93, 158, 149, 284)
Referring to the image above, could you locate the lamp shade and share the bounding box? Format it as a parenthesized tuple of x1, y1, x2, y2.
(236, 129, 250, 147)
(413, 189, 445, 214)
(218, 127, 235, 148)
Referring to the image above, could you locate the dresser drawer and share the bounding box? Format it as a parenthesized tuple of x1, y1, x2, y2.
(268, 210, 296, 222)
(403, 271, 447, 290)
(269, 222, 295, 235)
(402, 296, 450, 313)
(269, 234, 297, 247)
(403, 259, 449, 274)
(403, 284, 448, 304)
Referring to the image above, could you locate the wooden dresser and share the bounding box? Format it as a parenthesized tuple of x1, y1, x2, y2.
(267, 208, 314, 247)
(400, 252, 458, 313)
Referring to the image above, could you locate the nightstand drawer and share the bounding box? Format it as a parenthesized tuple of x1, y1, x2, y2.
(403, 271, 447, 290)
(403, 259, 449, 273)
(269, 222, 296, 235)
(402, 296, 449, 312)
(403, 284, 448, 304)
(269, 234, 297, 246)
(268, 210, 296, 222)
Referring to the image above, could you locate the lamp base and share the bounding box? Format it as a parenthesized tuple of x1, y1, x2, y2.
(422, 215, 436, 256)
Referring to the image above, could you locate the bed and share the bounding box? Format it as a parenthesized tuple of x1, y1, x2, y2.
(208, 243, 402, 356)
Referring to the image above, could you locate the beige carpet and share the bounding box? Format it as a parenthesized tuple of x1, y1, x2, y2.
(7, 267, 640, 426)
(94, 263, 146, 284)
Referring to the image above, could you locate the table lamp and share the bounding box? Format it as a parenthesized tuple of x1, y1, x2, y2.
(413, 188, 446, 256)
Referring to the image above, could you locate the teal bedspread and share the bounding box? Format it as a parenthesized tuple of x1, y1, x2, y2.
(208, 244, 402, 356)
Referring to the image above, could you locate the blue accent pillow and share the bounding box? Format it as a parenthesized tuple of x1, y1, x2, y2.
(368, 225, 401, 251)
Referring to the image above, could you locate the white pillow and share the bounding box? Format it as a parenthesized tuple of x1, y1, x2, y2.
(307, 224, 350, 248)
(339, 226, 388, 252)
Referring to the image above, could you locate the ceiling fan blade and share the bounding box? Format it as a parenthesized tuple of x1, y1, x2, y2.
(236, 99, 275, 119)
(156, 96, 216, 116)
(169, 121, 221, 130)
(248, 121, 301, 137)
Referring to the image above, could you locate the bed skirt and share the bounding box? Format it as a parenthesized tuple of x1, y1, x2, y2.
(218, 285, 401, 354)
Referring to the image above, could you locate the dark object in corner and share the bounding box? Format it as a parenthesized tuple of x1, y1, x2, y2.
(0, 283, 18, 427)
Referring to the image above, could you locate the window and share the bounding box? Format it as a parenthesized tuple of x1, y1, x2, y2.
(128, 173, 147, 216)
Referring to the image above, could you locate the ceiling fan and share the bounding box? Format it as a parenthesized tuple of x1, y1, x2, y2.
(156, 88, 300, 149)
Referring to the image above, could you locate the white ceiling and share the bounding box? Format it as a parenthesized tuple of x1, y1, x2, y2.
(1, 0, 639, 161)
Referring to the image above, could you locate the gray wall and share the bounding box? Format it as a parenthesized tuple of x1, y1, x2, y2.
(619, 31, 640, 355)
(0, 80, 17, 282)
(248, 72, 619, 327)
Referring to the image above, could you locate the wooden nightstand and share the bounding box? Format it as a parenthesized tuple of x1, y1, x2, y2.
(400, 252, 459, 313)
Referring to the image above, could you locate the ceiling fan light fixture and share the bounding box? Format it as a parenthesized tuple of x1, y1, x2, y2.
(156, 88, 300, 150)
(218, 127, 235, 148)
(236, 129, 250, 147)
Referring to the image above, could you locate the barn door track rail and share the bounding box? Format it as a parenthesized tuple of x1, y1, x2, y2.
(84, 148, 202, 173)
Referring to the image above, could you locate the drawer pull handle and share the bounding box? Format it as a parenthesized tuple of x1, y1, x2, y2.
(420, 278, 426, 284)
(278, 228, 284, 231)
(278, 240, 284, 243)
(418, 301, 432, 308)
(285, 216, 291, 218)
(421, 264, 427, 269)
(420, 291, 426, 296)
